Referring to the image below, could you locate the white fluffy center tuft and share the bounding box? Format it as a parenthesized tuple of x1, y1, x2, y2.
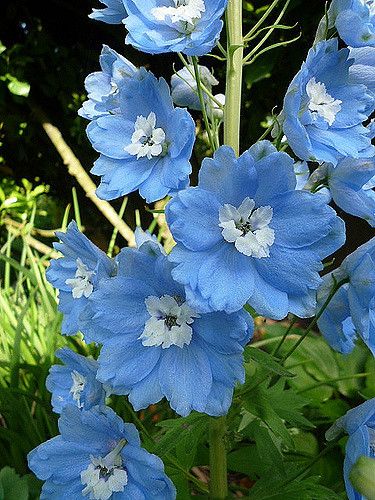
(152, 0, 205, 30)
(219, 197, 275, 258)
(65, 258, 95, 299)
(81, 440, 128, 500)
(124, 112, 166, 160)
(139, 295, 200, 349)
(70, 370, 87, 409)
(306, 77, 342, 126)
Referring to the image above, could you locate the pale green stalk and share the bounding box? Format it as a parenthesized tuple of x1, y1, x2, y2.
(224, 0, 243, 156)
(208, 1, 243, 498)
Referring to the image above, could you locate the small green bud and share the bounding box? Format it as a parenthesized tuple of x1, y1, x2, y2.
(350, 456, 375, 500)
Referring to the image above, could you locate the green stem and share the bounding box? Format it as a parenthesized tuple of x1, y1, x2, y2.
(207, 2, 244, 497)
(271, 315, 298, 356)
(224, 0, 243, 155)
(280, 278, 349, 365)
(209, 416, 228, 499)
(192, 56, 216, 152)
(297, 372, 370, 394)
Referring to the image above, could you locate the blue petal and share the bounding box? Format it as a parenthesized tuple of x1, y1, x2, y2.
(158, 343, 212, 416)
(170, 242, 255, 313)
(198, 146, 258, 205)
(166, 187, 222, 251)
(97, 339, 161, 393)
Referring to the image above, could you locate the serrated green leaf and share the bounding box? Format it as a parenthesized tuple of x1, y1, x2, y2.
(244, 347, 295, 377)
(252, 422, 285, 475)
(248, 475, 342, 500)
(242, 385, 295, 449)
(154, 413, 208, 462)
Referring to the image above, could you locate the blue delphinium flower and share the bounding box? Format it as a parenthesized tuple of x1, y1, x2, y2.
(329, 0, 375, 48)
(79, 45, 138, 121)
(305, 158, 375, 227)
(166, 141, 345, 318)
(123, 0, 228, 56)
(282, 39, 375, 165)
(82, 237, 253, 417)
(28, 405, 176, 499)
(89, 0, 127, 24)
(171, 65, 218, 110)
(46, 221, 116, 335)
(349, 47, 375, 97)
(86, 70, 195, 202)
(317, 237, 375, 355)
(46, 348, 107, 414)
(326, 397, 375, 500)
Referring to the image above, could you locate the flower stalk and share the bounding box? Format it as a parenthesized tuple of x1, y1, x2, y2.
(224, 0, 243, 156)
(208, 1, 244, 497)
(209, 416, 228, 499)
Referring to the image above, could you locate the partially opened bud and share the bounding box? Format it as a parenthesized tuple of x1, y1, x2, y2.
(350, 456, 375, 500)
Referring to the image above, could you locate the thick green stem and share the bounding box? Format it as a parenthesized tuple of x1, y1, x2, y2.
(224, 0, 243, 155)
(207, 2, 243, 496)
(209, 416, 228, 499)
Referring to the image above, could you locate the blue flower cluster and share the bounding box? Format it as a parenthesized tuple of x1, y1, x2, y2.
(30, 0, 375, 497)
(166, 142, 345, 318)
(330, 0, 375, 47)
(46, 221, 116, 335)
(326, 397, 375, 500)
(281, 39, 375, 165)
(46, 347, 107, 414)
(317, 237, 375, 356)
(29, 405, 175, 499)
(123, 0, 228, 56)
(300, 157, 375, 227)
(90, 0, 127, 24)
(80, 46, 195, 203)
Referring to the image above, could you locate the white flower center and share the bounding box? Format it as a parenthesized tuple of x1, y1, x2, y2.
(81, 440, 128, 500)
(306, 78, 342, 127)
(70, 370, 86, 409)
(151, 0, 205, 31)
(124, 112, 166, 160)
(139, 295, 200, 349)
(361, 0, 375, 16)
(219, 197, 275, 258)
(109, 80, 119, 96)
(65, 258, 95, 299)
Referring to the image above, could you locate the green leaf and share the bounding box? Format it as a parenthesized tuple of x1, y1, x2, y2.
(241, 382, 313, 449)
(228, 445, 262, 478)
(7, 78, 30, 97)
(252, 422, 285, 475)
(242, 385, 295, 449)
(154, 413, 208, 465)
(244, 347, 295, 378)
(244, 51, 277, 85)
(248, 475, 342, 500)
(350, 456, 375, 500)
(0, 467, 28, 500)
